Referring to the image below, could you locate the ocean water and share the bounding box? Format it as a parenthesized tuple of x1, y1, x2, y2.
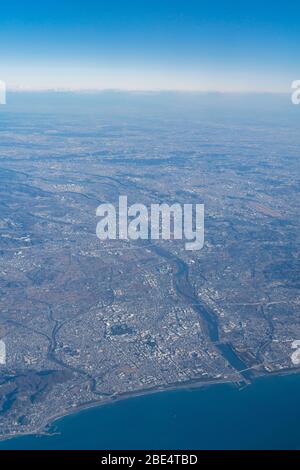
(1, 373, 300, 450)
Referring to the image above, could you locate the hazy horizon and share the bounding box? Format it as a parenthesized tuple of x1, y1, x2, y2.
(1, 1, 299, 93)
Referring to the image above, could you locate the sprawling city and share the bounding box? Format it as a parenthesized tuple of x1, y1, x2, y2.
(0, 94, 299, 441)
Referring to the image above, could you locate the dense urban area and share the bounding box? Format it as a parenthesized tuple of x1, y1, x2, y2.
(0, 94, 299, 439)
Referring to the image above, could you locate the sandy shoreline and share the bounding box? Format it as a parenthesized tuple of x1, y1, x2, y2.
(0, 375, 233, 443)
(1, 366, 300, 444)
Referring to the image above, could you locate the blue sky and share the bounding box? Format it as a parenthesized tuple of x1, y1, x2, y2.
(0, 0, 299, 92)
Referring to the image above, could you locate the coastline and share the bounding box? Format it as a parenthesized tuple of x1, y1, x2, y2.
(0, 375, 230, 443)
(1, 365, 300, 445)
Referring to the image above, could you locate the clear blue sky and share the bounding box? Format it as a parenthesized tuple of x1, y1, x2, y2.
(1, 0, 299, 91)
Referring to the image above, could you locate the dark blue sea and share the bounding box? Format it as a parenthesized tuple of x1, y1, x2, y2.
(1, 373, 300, 450)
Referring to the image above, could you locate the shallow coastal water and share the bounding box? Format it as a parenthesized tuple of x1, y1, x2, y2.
(1, 372, 300, 450)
